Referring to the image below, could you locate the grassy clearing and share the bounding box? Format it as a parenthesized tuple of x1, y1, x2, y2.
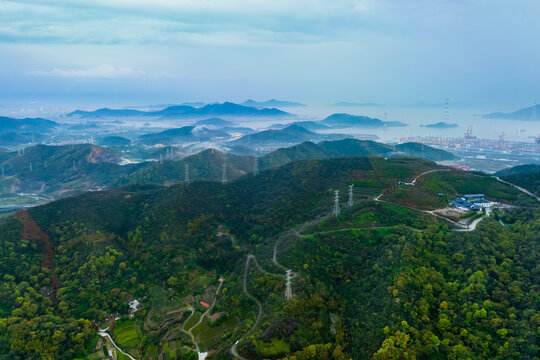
(184, 311, 201, 330)
(255, 338, 291, 357)
(195, 317, 239, 352)
(305, 201, 437, 234)
(146, 286, 186, 329)
(112, 319, 143, 350)
(437, 171, 522, 202)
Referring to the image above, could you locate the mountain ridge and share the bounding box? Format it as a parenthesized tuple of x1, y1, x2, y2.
(67, 102, 290, 119)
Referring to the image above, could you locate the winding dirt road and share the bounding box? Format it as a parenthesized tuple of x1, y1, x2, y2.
(230, 256, 263, 360)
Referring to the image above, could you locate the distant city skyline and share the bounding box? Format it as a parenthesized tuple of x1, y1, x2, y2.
(1, 0, 539, 111)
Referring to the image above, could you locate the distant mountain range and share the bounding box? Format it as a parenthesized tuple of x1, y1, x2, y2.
(260, 139, 457, 169)
(0, 139, 457, 199)
(96, 136, 132, 147)
(0, 132, 47, 146)
(124, 139, 457, 187)
(320, 113, 406, 128)
(138, 126, 232, 146)
(0, 116, 57, 133)
(67, 102, 290, 119)
(483, 104, 540, 120)
(0, 144, 140, 197)
(193, 118, 235, 127)
(332, 101, 383, 107)
(231, 124, 348, 146)
(269, 114, 406, 131)
(241, 99, 306, 108)
(268, 121, 331, 131)
(420, 122, 459, 129)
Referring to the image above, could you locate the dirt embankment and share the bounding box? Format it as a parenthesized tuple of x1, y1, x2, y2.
(14, 210, 59, 303)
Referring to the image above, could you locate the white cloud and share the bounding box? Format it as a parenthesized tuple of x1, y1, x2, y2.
(0, 0, 377, 45)
(29, 64, 168, 79)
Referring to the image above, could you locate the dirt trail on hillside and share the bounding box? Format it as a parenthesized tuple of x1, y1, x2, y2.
(14, 210, 59, 303)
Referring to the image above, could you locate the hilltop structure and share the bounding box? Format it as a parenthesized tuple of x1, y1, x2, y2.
(450, 194, 496, 211)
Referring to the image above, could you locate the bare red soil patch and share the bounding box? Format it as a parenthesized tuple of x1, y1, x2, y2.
(14, 210, 59, 303)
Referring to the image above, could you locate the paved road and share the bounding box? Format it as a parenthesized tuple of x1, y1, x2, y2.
(455, 215, 485, 232)
(98, 326, 137, 360)
(405, 169, 450, 186)
(495, 176, 540, 202)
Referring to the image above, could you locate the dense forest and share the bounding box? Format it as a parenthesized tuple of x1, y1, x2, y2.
(0, 156, 538, 359)
(496, 164, 540, 197)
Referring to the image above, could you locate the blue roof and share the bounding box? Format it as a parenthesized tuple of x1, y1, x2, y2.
(451, 198, 474, 208)
(463, 194, 485, 198)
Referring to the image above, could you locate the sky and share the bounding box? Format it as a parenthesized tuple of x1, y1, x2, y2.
(1, 0, 540, 111)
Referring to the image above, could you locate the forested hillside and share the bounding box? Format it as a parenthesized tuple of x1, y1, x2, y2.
(0, 156, 537, 359)
(496, 164, 540, 196)
(0, 140, 457, 199)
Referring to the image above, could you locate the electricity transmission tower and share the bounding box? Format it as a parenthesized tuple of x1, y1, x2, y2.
(221, 164, 227, 183)
(184, 164, 190, 182)
(332, 190, 340, 217)
(285, 270, 293, 301)
(444, 98, 449, 123)
(348, 184, 354, 208)
(253, 157, 259, 175)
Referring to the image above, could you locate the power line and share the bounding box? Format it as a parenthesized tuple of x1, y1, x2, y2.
(348, 184, 354, 208)
(185, 163, 190, 182)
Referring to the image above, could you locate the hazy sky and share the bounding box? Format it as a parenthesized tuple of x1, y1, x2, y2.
(1, 0, 539, 110)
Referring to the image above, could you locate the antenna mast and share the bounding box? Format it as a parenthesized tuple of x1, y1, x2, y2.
(332, 190, 340, 217)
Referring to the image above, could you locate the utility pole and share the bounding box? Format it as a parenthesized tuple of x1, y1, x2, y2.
(1, 166, 4, 177)
(29, 162, 32, 172)
(159, 154, 163, 164)
(348, 184, 354, 208)
(332, 190, 340, 217)
(221, 164, 227, 183)
(185, 163, 190, 182)
(285, 270, 293, 301)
